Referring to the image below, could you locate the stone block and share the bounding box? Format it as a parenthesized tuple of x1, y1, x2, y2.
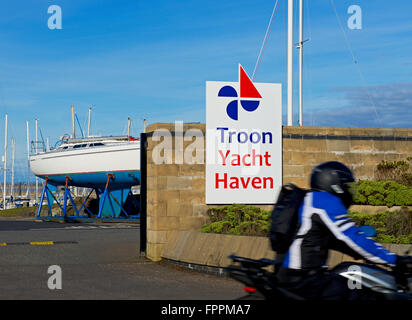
(178, 216, 206, 231)
(373, 140, 396, 152)
(312, 152, 337, 164)
(283, 126, 331, 136)
(394, 141, 412, 154)
(282, 151, 292, 164)
(166, 176, 193, 190)
(147, 190, 179, 205)
(327, 139, 350, 152)
(167, 203, 194, 217)
(283, 165, 305, 177)
(291, 151, 318, 165)
(178, 164, 205, 176)
(179, 190, 205, 204)
(362, 153, 385, 166)
(147, 230, 168, 244)
(147, 203, 167, 217)
(146, 242, 164, 262)
(147, 176, 167, 191)
(156, 216, 180, 231)
(192, 204, 210, 218)
(353, 165, 375, 179)
(282, 177, 309, 188)
(282, 138, 303, 151)
(161, 190, 181, 204)
(350, 140, 374, 152)
(301, 139, 327, 152)
(192, 178, 205, 190)
(383, 153, 402, 162)
(147, 216, 157, 230)
(394, 129, 412, 138)
(156, 164, 180, 176)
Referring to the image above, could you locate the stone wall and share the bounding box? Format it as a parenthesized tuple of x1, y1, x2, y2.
(282, 126, 412, 188)
(144, 123, 412, 261)
(145, 123, 208, 261)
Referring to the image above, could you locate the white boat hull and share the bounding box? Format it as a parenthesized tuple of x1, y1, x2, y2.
(30, 142, 140, 189)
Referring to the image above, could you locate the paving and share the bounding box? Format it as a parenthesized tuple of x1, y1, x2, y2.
(0, 218, 243, 300)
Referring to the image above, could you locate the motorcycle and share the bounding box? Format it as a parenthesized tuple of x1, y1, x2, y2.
(226, 226, 412, 300)
(226, 254, 412, 300)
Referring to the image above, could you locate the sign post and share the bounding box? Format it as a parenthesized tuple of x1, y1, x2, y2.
(206, 65, 282, 204)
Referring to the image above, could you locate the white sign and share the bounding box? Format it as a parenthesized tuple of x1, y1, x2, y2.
(206, 65, 282, 204)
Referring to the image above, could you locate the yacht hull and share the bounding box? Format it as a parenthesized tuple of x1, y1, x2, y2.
(30, 142, 140, 190)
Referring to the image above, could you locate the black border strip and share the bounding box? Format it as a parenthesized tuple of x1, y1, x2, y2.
(145, 131, 412, 141)
(139, 132, 148, 256)
(283, 133, 412, 141)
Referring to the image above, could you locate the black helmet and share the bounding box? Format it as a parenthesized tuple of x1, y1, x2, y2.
(310, 161, 356, 208)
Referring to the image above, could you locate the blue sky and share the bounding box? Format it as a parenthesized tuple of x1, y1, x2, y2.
(0, 0, 411, 181)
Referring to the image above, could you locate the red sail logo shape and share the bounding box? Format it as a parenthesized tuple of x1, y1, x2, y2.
(239, 65, 262, 99)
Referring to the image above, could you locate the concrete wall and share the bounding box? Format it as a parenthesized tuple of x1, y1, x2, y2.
(145, 123, 412, 261)
(162, 230, 411, 270)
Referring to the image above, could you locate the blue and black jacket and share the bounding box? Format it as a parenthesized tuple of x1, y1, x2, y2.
(281, 191, 397, 270)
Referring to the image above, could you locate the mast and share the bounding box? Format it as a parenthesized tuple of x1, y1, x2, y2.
(35, 119, 38, 205)
(287, 0, 294, 126)
(298, 0, 303, 126)
(71, 105, 75, 138)
(3, 114, 7, 209)
(143, 119, 147, 133)
(88, 107, 92, 137)
(11, 138, 15, 202)
(127, 117, 131, 137)
(26, 120, 30, 198)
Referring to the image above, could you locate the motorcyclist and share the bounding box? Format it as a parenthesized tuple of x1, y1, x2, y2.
(275, 161, 411, 300)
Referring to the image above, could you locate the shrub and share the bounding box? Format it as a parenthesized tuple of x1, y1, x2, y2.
(353, 180, 412, 207)
(349, 208, 412, 244)
(375, 158, 412, 187)
(201, 204, 412, 244)
(200, 204, 271, 236)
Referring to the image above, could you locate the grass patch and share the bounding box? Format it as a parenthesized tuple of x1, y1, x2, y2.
(0, 206, 37, 217)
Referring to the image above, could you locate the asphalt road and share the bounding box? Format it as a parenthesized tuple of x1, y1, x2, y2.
(0, 218, 244, 300)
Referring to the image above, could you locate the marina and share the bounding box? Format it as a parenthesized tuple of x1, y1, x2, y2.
(1, 107, 142, 221)
(0, 0, 410, 305)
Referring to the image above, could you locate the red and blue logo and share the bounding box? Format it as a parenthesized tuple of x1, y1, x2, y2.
(218, 65, 262, 121)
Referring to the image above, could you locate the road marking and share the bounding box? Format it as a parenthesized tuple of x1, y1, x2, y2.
(29, 241, 54, 245)
(0, 241, 78, 246)
(28, 225, 139, 231)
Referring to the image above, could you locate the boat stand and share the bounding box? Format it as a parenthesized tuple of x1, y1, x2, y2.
(36, 174, 140, 223)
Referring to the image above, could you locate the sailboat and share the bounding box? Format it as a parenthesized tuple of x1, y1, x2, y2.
(29, 135, 140, 190)
(29, 108, 140, 191)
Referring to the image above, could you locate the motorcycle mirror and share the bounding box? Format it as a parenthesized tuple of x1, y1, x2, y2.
(359, 225, 377, 237)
